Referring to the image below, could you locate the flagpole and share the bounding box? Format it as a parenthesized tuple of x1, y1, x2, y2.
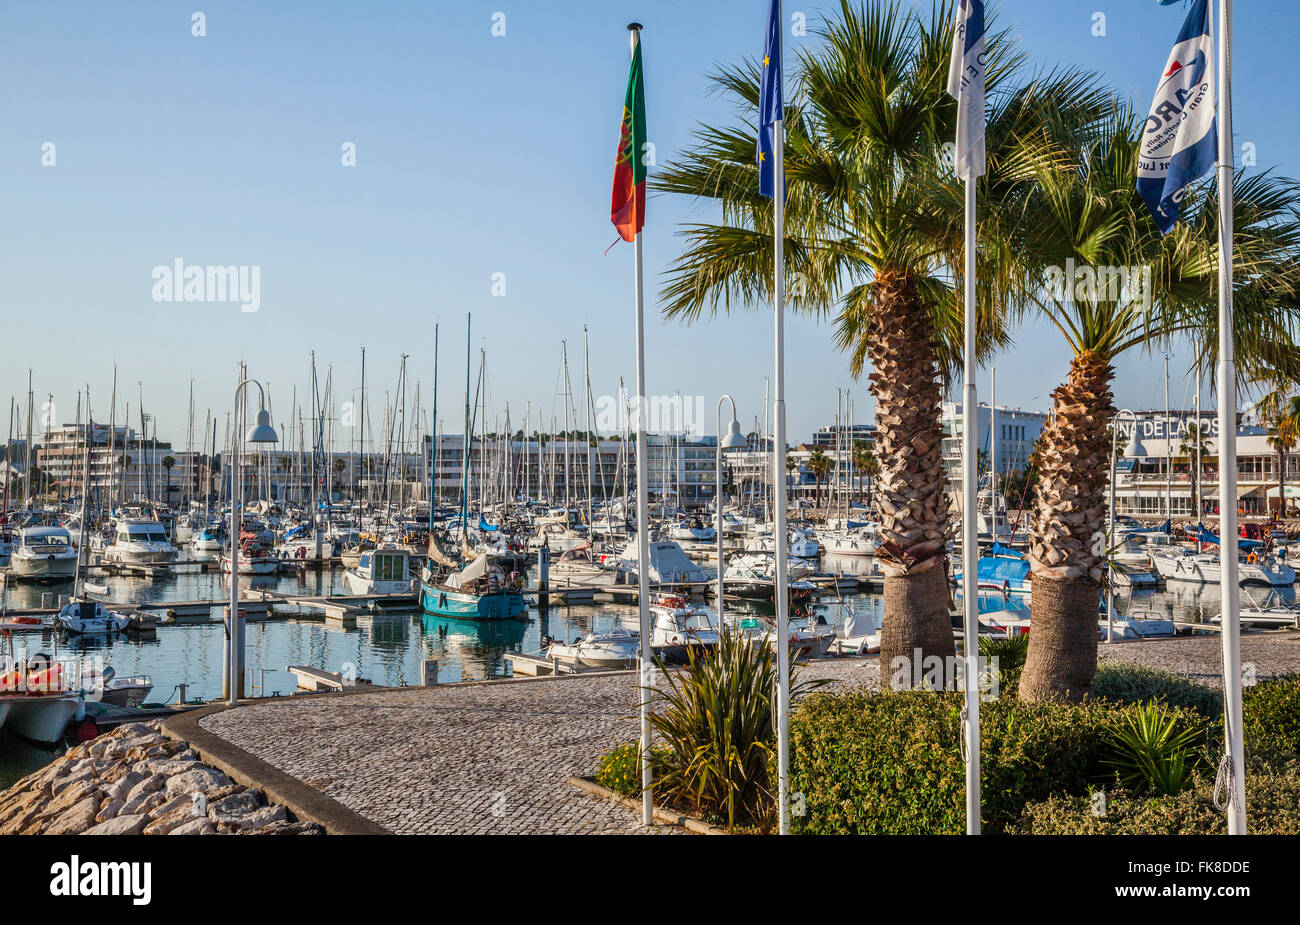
(961, 172, 981, 836)
(770, 0, 792, 837)
(773, 117, 791, 837)
(626, 20, 655, 829)
(1214, 0, 1247, 836)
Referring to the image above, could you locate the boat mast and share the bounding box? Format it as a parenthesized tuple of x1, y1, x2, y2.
(459, 313, 472, 549)
(429, 323, 439, 530)
(74, 386, 91, 600)
(584, 326, 594, 532)
(23, 371, 32, 510)
(107, 367, 117, 514)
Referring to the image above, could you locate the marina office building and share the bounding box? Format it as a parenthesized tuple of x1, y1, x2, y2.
(1112, 412, 1290, 520)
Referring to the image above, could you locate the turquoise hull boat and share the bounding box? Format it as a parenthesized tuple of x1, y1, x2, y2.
(420, 583, 527, 621)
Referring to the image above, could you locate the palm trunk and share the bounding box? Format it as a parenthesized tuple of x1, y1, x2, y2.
(1020, 351, 1114, 702)
(867, 271, 955, 679)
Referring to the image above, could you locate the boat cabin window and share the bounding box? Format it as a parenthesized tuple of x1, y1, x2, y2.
(26, 533, 69, 547)
(374, 553, 407, 581)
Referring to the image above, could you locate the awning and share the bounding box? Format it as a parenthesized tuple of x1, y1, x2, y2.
(1264, 485, 1300, 498)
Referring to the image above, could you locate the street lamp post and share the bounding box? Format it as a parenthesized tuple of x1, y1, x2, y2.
(227, 379, 279, 705)
(715, 396, 746, 633)
(1108, 409, 1145, 644)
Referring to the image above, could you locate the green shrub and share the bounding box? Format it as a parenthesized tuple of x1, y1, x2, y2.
(1102, 703, 1207, 795)
(787, 689, 1208, 834)
(1244, 675, 1300, 759)
(595, 742, 646, 797)
(1091, 662, 1222, 717)
(1012, 760, 1300, 834)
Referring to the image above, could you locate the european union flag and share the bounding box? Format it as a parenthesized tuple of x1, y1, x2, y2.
(758, 0, 783, 199)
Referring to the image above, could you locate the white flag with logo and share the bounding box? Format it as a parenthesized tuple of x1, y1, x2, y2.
(947, 0, 986, 180)
(1137, 0, 1216, 234)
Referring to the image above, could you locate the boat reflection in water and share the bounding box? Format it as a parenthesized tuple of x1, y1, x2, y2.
(418, 614, 528, 681)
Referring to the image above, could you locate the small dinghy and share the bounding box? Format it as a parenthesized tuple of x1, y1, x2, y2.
(56, 598, 129, 635)
(82, 666, 154, 707)
(543, 629, 640, 669)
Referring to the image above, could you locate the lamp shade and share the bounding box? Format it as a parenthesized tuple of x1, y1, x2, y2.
(1123, 426, 1146, 458)
(245, 408, 279, 445)
(721, 418, 747, 449)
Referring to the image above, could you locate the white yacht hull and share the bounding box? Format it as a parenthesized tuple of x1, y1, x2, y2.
(9, 553, 79, 580)
(1, 694, 80, 744)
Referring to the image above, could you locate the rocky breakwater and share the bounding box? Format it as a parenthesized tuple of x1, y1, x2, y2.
(0, 722, 324, 835)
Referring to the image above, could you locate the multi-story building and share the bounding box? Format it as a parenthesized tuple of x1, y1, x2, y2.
(1112, 413, 1285, 519)
(35, 422, 211, 505)
(941, 401, 1049, 507)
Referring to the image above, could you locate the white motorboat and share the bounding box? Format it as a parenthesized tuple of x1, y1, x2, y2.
(0, 654, 83, 743)
(743, 528, 820, 559)
(190, 525, 225, 552)
(828, 606, 880, 654)
(220, 535, 280, 575)
(978, 608, 1032, 638)
(1, 693, 82, 743)
(1151, 548, 1294, 586)
(103, 518, 178, 566)
(345, 545, 415, 595)
(1211, 589, 1300, 627)
(84, 666, 154, 707)
(56, 598, 130, 634)
(648, 593, 720, 663)
(548, 543, 617, 587)
(820, 524, 880, 557)
(668, 518, 716, 543)
(543, 629, 640, 669)
(1101, 609, 1177, 640)
(8, 525, 80, 580)
(722, 554, 818, 603)
(735, 617, 834, 660)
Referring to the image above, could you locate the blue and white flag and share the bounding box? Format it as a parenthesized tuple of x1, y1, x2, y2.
(758, 0, 784, 199)
(946, 0, 986, 180)
(1137, 0, 1216, 234)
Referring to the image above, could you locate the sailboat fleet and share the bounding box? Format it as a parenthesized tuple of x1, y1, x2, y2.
(0, 314, 1290, 750)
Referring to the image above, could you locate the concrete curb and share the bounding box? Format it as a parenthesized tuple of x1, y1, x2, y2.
(162, 704, 391, 835)
(567, 776, 727, 835)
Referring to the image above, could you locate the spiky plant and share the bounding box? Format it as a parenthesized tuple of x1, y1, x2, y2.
(646, 626, 826, 831)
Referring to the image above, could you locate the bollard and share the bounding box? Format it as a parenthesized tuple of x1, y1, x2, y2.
(421, 658, 439, 686)
(538, 543, 550, 609)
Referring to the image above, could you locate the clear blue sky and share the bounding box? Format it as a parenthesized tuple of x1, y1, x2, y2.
(1, 0, 1295, 447)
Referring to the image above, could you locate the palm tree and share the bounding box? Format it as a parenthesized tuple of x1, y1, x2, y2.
(161, 454, 175, 493)
(654, 0, 1113, 673)
(1267, 398, 1300, 519)
(852, 440, 878, 507)
(807, 447, 831, 506)
(1013, 107, 1300, 702)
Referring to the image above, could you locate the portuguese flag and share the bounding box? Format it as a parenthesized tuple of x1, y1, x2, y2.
(610, 38, 647, 242)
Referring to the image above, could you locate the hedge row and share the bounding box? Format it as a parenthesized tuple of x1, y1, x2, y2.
(786, 673, 1300, 834)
